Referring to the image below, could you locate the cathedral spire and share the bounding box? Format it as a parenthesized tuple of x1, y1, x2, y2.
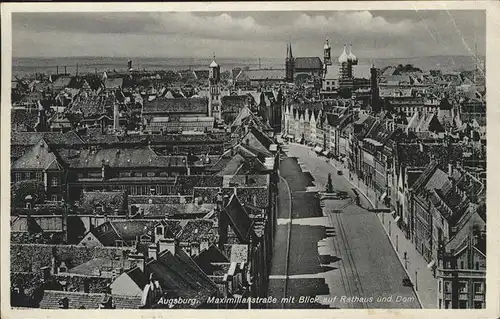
(288, 42, 293, 59)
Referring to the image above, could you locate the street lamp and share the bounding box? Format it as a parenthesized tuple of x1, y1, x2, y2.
(415, 269, 419, 291)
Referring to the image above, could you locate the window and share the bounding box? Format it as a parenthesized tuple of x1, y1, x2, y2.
(474, 301, 483, 309)
(444, 300, 450, 309)
(476, 262, 480, 270)
(474, 282, 484, 294)
(15, 172, 22, 182)
(36, 172, 43, 182)
(458, 300, 468, 309)
(51, 195, 58, 202)
(438, 280, 442, 293)
(147, 172, 155, 177)
(460, 261, 465, 269)
(51, 176, 58, 186)
(438, 299, 442, 309)
(459, 281, 468, 293)
(444, 281, 451, 293)
(156, 227, 163, 236)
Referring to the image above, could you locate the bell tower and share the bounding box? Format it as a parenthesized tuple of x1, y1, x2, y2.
(208, 54, 222, 121)
(323, 38, 332, 71)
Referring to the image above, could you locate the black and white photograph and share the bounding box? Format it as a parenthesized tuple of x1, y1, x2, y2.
(1, 2, 498, 317)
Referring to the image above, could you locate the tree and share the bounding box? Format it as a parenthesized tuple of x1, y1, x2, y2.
(326, 173, 334, 193)
(11, 180, 45, 208)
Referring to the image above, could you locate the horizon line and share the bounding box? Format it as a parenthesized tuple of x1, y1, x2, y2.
(13, 53, 485, 61)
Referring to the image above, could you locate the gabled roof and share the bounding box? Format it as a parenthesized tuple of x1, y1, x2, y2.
(238, 69, 285, 81)
(231, 106, 253, 128)
(146, 248, 218, 307)
(104, 77, 124, 89)
(89, 220, 155, 247)
(11, 139, 62, 170)
(223, 194, 254, 243)
(11, 109, 39, 132)
(294, 57, 323, 70)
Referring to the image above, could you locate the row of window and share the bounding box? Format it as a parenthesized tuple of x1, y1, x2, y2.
(439, 280, 484, 294)
(439, 299, 483, 309)
(13, 172, 59, 186)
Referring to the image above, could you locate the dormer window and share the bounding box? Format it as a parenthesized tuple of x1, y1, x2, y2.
(156, 226, 163, 236)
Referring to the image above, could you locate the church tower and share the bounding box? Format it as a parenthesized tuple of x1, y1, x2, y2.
(285, 43, 294, 83)
(208, 54, 222, 121)
(323, 38, 332, 72)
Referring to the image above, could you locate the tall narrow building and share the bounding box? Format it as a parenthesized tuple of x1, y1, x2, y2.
(370, 64, 380, 113)
(208, 55, 222, 121)
(285, 43, 294, 83)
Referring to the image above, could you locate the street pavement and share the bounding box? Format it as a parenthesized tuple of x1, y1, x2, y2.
(267, 143, 421, 309)
(328, 155, 438, 308)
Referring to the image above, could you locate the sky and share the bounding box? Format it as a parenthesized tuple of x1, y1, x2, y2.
(12, 10, 485, 59)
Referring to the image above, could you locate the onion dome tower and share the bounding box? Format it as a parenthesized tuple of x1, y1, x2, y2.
(324, 39, 332, 66)
(338, 44, 349, 81)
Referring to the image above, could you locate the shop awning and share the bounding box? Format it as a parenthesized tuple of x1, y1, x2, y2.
(322, 150, 330, 156)
(314, 146, 323, 153)
(427, 260, 436, 269)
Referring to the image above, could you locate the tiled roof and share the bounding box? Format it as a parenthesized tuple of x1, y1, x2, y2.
(223, 194, 254, 243)
(60, 147, 187, 169)
(145, 249, 218, 308)
(89, 220, 155, 247)
(104, 78, 124, 89)
(221, 95, 250, 112)
(68, 94, 110, 118)
(11, 132, 84, 147)
(294, 57, 323, 70)
(52, 76, 73, 90)
(226, 244, 249, 263)
(11, 109, 39, 132)
(239, 69, 285, 81)
(397, 143, 465, 168)
(177, 219, 217, 243)
(66, 257, 117, 276)
(11, 139, 62, 170)
(81, 190, 127, 213)
(142, 97, 208, 114)
(39, 291, 141, 309)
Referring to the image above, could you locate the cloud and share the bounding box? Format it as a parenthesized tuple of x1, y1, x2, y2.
(11, 11, 485, 58)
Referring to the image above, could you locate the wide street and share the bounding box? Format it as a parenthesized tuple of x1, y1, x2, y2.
(267, 143, 420, 309)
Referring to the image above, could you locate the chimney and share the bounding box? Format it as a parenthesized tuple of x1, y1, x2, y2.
(101, 160, 106, 180)
(51, 256, 57, 274)
(245, 175, 249, 185)
(113, 101, 119, 133)
(128, 252, 146, 272)
(41, 266, 51, 282)
(148, 244, 158, 260)
(216, 191, 223, 212)
(158, 238, 176, 256)
(64, 66, 67, 75)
